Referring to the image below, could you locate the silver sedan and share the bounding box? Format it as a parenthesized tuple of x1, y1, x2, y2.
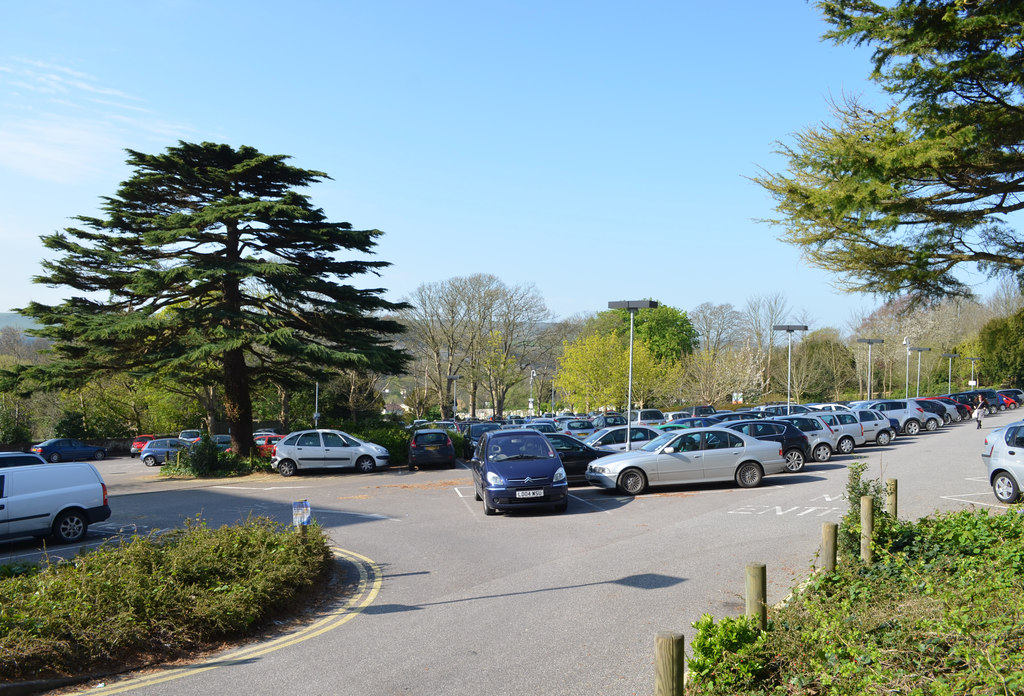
(585, 427, 786, 495)
(982, 419, 1024, 503)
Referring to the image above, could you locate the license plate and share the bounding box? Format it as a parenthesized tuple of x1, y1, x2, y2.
(425, 445, 439, 450)
(516, 489, 544, 498)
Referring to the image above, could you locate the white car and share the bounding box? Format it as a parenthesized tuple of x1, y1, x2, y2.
(582, 425, 661, 452)
(0, 457, 111, 543)
(982, 420, 1024, 503)
(585, 428, 785, 495)
(272, 429, 390, 476)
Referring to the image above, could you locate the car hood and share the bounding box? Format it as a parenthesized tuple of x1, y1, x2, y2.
(487, 456, 562, 479)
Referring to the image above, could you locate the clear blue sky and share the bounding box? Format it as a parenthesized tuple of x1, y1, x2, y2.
(0, 1, 994, 330)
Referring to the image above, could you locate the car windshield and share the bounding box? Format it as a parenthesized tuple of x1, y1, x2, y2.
(486, 435, 554, 461)
(640, 432, 678, 452)
(583, 429, 611, 446)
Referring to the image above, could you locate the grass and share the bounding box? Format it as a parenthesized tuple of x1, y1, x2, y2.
(687, 464, 1024, 695)
(0, 516, 334, 681)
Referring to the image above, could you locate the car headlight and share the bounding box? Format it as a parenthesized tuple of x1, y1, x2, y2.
(553, 467, 566, 483)
(590, 465, 609, 475)
(486, 471, 505, 486)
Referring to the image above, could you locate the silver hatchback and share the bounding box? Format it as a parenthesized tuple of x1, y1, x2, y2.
(814, 411, 865, 454)
(776, 414, 839, 462)
(982, 419, 1024, 503)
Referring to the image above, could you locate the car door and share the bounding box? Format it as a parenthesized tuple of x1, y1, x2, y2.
(856, 410, 884, 440)
(652, 431, 705, 484)
(66, 439, 89, 459)
(993, 424, 1024, 471)
(546, 435, 592, 481)
(292, 432, 325, 468)
(700, 430, 747, 481)
(321, 432, 355, 468)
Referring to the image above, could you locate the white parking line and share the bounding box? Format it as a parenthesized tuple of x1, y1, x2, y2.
(212, 485, 314, 491)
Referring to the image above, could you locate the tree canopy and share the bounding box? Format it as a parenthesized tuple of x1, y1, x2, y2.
(756, 0, 1024, 304)
(12, 141, 408, 453)
(585, 303, 698, 362)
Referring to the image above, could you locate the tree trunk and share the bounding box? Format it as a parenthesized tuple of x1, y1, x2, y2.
(222, 347, 253, 456)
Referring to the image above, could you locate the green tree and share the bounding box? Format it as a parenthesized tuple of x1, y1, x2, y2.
(555, 333, 626, 411)
(584, 303, 698, 362)
(11, 142, 408, 454)
(979, 310, 1024, 386)
(756, 1, 1024, 304)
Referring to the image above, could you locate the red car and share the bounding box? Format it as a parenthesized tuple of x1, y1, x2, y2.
(130, 434, 157, 457)
(254, 434, 284, 457)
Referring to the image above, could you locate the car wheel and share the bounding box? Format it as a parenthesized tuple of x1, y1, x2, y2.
(474, 486, 482, 501)
(925, 418, 939, 431)
(483, 498, 497, 515)
(903, 419, 921, 435)
(48, 452, 61, 463)
(952, 413, 962, 422)
(837, 437, 855, 455)
(93, 450, 105, 460)
(993, 471, 1021, 504)
(616, 468, 647, 495)
(735, 462, 764, 488)
(784, 449, 805, 473)
(356, 456, 376, 473)
(143, 455, 158, 467)
(876, 430, 892, 446)
(52, 509, 88, 544)
(812, 443, 832, 462)
(277, 460, 297, 477)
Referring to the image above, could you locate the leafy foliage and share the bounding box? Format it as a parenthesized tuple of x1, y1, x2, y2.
(688, 500, 1024, 694)
(756, 0, 1024, 305)
(0, 517, 333, 680)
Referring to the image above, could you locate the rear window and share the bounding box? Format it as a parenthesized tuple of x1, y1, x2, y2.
(565, 420, 591, 429)
(788, 418, 821, 432)
(414, 432, 448, 445)
(0, 454, 46, 467)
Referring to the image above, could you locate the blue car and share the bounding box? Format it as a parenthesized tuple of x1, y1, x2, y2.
(471, 429, 568, 515)
(139, 438, 191, 467)
(31, 438, 106, 463)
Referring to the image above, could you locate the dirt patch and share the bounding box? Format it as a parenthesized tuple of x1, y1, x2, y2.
(371, 478, 469, 491)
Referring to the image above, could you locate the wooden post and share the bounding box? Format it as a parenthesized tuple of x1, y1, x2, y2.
(745, 562, 767, 631)
(861, 495, 874, 564)
(885, 478, 897, 517)
(654, 631, 685, 696)
(822, 522, 838, 572)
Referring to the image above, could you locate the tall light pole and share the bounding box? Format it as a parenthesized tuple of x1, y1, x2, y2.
(609, 300, 658, 450)
(773, 324, 809, 414)
(314, 382, 320, 428)
(903, 336, 910, 397)
(528, 369, 536, 416)
(909, 346, 930, 397)
(966, 357, 981, 387)
(856, 338, 884, 400)
(941, 352, 959, 394)
(447, 375, 460, 420)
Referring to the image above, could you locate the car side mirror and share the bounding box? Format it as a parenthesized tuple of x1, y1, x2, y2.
(663, 447, 676, 454)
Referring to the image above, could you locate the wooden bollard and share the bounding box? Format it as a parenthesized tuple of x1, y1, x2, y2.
(822, 522, 837, 572)
(885, 478, 897, 517)
(861, 495, 874, 563)
(745, 562, 767, 631)
(654, 631, 685, 696)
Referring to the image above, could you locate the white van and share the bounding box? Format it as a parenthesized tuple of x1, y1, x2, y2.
(0, 460, 111, 544)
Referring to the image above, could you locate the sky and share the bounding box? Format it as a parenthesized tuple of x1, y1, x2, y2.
(0, 1, 1003, 333)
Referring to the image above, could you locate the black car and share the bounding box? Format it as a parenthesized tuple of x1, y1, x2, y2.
(544, 433, 613, 484)
(914, 398, 953, 424)
(463, 422, 502, 459)
(592, 413, 627, 429)
(408, 429, 457, 470)
(724, 419, 811, 473)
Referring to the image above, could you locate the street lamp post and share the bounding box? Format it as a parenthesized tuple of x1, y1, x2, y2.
(941, 353, 959, 394)
(609, 300, 658, 450)
(903, 336, 910, 397)
(528, 369, 536, 417)
(773, 324, 809, 414)
(966, 357, 981, 386)
(909, 347, 931, 397)
(447, 375, 460, 420)
(856, 338, 884, 400)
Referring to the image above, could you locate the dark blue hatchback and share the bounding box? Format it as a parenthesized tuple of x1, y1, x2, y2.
(471, 429, 568, 515)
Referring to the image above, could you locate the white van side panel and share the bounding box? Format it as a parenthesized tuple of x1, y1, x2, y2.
(3, 463, 105, 539)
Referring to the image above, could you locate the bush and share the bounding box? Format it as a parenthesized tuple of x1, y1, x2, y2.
(161, 435, 271, 478)
(0, 517, 333, 680)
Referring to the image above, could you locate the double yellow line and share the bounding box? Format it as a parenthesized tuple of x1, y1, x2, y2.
(76, 548, 381, 694)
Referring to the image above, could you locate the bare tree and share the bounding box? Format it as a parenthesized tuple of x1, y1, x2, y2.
(741, 293, 790, 395)
(689, 302, 742, 356)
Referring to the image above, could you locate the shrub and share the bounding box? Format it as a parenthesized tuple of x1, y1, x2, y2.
(161, 435, 271, 478)
(0, 517, 333, 680)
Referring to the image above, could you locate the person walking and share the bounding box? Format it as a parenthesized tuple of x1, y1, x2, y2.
(975, 395, 987, 429)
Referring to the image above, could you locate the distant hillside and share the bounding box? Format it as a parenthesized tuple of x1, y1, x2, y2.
(0, 313, 37, 330)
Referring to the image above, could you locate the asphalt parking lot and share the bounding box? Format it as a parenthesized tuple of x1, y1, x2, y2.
(3, 412, 1016, 696)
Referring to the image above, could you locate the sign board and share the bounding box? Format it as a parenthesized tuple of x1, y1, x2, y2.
(292, 500, 312, 527)
(969, 380, 977, 386)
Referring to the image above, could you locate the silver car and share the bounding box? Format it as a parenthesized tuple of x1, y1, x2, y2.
(776, 414, 840, 462)
(861, 399, 940, 435)
(852, 408, 897, 445)
(272, 429, 390, 476)
(585, 428, 786, 495)
(982, 419, 1024, 503)
(813, 411, 865, 454)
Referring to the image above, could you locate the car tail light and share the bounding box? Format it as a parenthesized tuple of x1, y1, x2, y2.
(859, 424, 864, 436)
(410, 440, 418, 449)
(102, 482, 108, 506)
(446, 437, 453, 447)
